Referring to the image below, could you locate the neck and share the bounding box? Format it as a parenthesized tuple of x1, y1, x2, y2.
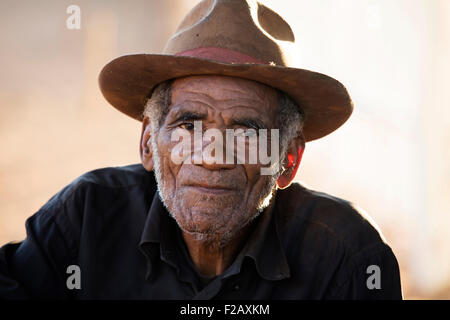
(181, 200, 276, 278)
(181, 225, 251, 277)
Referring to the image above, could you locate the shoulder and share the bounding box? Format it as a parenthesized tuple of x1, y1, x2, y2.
(34, 164, 157, 247)
(275, 182, 387, 256)
(40, 164, 155, 212)
(274, 183, 402, 298)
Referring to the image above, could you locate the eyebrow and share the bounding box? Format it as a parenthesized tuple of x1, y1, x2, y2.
(171, 110, 206, 123)
(231, 117, 267, 130)
(167, 103, 269, 129)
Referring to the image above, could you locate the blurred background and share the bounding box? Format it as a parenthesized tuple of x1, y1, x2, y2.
(0, 0, 449, 299)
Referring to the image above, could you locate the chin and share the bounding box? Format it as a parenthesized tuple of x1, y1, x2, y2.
(179, 226, 240, 249)
(174, 206, 261, 246)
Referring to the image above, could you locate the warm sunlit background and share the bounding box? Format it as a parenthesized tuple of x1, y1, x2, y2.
(0, 0, 449, 299)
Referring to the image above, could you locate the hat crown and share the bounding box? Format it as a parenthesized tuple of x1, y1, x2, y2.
(163, 0, 296, 66)
(99, 0, 353, 142)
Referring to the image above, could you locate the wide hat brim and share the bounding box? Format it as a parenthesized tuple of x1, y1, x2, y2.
(99, 53, 353, 142)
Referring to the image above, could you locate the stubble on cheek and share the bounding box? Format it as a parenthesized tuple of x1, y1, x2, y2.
(152, 131, 277, 245)
(163, 173, 275, 246)
(157, 166, 253, 244)
(171, 187, 244, 233)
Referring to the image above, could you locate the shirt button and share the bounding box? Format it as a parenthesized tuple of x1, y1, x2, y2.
(234, 284, 240, 291)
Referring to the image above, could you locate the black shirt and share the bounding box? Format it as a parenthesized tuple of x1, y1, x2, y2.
(0, 164, 402, 299)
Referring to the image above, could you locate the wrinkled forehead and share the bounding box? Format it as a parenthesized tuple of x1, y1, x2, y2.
(170, 75, 279, 107)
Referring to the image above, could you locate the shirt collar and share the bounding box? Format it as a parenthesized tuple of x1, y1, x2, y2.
(240, 194, 291, 280)
(139, 191, 165, 246)
(139, 190, 291, 281)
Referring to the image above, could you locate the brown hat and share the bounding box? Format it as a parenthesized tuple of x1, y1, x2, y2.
(99, 0, 353, 142)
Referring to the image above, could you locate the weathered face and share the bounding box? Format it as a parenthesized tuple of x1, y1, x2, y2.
(146, 75, 282, 245)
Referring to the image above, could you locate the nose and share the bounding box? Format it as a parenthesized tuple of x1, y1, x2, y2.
(197, 134, 237, 171)
(189, 125, 238, 171)
(199, 159, 236, 171)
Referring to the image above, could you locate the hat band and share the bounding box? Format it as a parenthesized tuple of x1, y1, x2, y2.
(175, 47, 265, 64)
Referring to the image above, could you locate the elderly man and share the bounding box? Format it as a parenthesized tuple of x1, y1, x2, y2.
(0, 0, 401, 299)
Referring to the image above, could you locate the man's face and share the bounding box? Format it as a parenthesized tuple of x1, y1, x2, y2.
(149, 75, 281, 245)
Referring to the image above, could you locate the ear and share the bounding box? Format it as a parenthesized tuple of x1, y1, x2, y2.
(276, 135, 305, 189)
(140, 116, 154, 171)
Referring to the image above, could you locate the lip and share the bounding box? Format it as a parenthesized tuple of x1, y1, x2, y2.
(186, 185, 236, 195)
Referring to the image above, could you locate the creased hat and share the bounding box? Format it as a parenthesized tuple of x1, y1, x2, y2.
(99, 0, 353, 141)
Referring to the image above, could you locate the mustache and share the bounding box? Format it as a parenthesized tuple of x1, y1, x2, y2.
(178, 165, 246, 190)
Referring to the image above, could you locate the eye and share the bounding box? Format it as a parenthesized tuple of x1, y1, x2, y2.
(179, 122, 195, 131)
(243, 128, 257, 137)
(235, 128, 258, 137)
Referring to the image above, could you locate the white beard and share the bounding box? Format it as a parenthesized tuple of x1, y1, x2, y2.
(150, 131, 279, 248)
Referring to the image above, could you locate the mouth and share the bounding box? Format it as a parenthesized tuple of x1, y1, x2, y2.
(185, 184, 237, 195)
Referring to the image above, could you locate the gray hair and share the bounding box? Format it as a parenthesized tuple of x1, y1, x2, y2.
(275, 90, 304, 164)
(143, 79, 304, 166)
